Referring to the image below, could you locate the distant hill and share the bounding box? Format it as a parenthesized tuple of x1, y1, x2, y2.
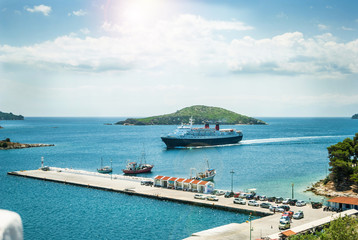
(0, 111, 24, 120)
(352, 114, 358, 119)
(116, 105, 267, 125)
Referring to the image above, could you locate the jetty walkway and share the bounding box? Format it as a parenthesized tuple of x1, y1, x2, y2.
(8, 168, 345, 239)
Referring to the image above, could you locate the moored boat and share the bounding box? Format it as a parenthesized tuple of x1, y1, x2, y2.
(122, 162, 154, 174)
(97, 158, 112, 174)
(122, 150, 154, 174)
(190, 158, 216, 181)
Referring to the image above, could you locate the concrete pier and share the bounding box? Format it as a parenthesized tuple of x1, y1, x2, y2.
(8, 168, 339, 239)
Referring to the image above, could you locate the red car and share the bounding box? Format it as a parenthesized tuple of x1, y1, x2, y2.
(282, 211, 294, 219)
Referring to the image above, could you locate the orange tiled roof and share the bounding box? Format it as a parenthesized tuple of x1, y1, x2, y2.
(191, 180, 200, 184)
(176, 178, 185, 182)
(281, 230, 296, 236)
(184, 179, 193, 183)
(154, 175, 164, 180)
(168, 177, 178, 181)
(327, 197, 358, 205)
(198, 181, 209, 185)
(162, 176, 170, 180)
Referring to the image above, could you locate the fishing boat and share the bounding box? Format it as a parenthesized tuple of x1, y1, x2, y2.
(190, 158, 216, 181)
(97, 158, 112, 174)
(122, 151, 154, 174)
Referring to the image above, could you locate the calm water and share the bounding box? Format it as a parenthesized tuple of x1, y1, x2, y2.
(0, 117, 357, 239)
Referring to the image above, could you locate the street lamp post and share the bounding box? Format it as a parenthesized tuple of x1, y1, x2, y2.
(249, 213, 252, 240)
(292, 183, 294, 199)
(230, 169, 235, 193)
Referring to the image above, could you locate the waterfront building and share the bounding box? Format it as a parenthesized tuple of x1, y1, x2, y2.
(327, 196, 358, 210)
(154, 175, 214, 193)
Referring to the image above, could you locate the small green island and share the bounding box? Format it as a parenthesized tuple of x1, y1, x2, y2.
(0, 111, 24, 120)
(116, 105, 267, 125)
(352, 114, 358, 119)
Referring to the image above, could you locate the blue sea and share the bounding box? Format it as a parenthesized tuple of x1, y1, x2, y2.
(0, 117, 357, 239)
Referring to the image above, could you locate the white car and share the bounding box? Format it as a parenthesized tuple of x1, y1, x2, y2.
(259, 195, 267, 201)
(206, 195, 219, 201)
(233, 198, 246, 205)
(293, 211, 304, 219)
(194, 194, 206, 200)
(248, 200, 259, 207)
(282, 198, 291, 204)
(269, 205, 278, 212)
(296, 200, 306, 207)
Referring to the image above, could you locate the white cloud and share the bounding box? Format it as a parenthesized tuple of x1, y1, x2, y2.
(1, 14, 358, 78)
(342, 26, 354, 31)
(26, 5, 51, 16)
(69, 9, 87, 16)
(80, 28, 90, 35)
(318, 24, 328, 30)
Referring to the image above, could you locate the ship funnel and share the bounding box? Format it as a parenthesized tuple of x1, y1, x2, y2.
(215, 122, 220, 131)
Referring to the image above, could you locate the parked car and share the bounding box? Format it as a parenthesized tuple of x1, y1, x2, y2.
(311, 202, 322, 209)
(282, 198, 291, 204)
(224, 191, 234, 198)
(279, 222, 291, 230)
(248, 200, 259, 207)
(269, 205, 278, 212)
(259, 195, 267, 201)
(267, 197, 276, 202)
(246, 194, 254, 200)
(207, 195, 219, 201)
(296, 200, 306, 207)
(233, 192, 241, 198)
(233, 198, 246, 205)
(194, 194, 206, 200)
(238, 193, 247, 198)
(275, 197, 283, 203)
(141, 180, 153, 186)
(260, 202, 272, 209)
(254, 195, 261, 200)
(279, 216, 291, 224)
(277, 205, 290, 212)
(215, 190, 226, 196)
(282, 211, 294, 219)
(293, 211, 304, 219)
(289, 199, 298, 206)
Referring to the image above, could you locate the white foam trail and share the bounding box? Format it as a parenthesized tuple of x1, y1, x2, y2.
(184, 135, 352, 149)
(240, 135, 351, 145)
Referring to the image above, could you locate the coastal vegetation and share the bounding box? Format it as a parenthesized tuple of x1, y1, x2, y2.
(352, 114, 358, 119)
(289, 216, 358, 240)
(0, 138, 54, 150)
(116, 105, 267, 125)
(0, 111, 24, 120)
(308, 133, 358, 197)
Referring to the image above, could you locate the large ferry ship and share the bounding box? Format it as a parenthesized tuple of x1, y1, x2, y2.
(161, 118, 243, 148)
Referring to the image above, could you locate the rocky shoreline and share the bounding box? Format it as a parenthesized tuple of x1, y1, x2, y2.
(0, 142, 54, 150)
(306, 179, 358, 198)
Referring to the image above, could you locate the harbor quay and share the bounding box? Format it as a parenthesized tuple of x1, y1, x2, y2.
(8, 168, 342, 239)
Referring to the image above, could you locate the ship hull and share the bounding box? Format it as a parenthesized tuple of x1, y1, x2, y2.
(122, 166, 153, 174)
(161, 135, 243, 149)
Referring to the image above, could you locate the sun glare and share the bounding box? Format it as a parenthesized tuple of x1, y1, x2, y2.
(112, 0, 168, 26)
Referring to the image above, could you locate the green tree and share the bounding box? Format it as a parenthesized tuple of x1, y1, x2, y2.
(327, 133, 358, 186)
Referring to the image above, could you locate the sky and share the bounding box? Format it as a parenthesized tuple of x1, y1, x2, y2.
(1, 0, 358, 117)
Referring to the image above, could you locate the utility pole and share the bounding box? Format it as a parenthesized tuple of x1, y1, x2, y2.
(230, 169, 235, 193)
